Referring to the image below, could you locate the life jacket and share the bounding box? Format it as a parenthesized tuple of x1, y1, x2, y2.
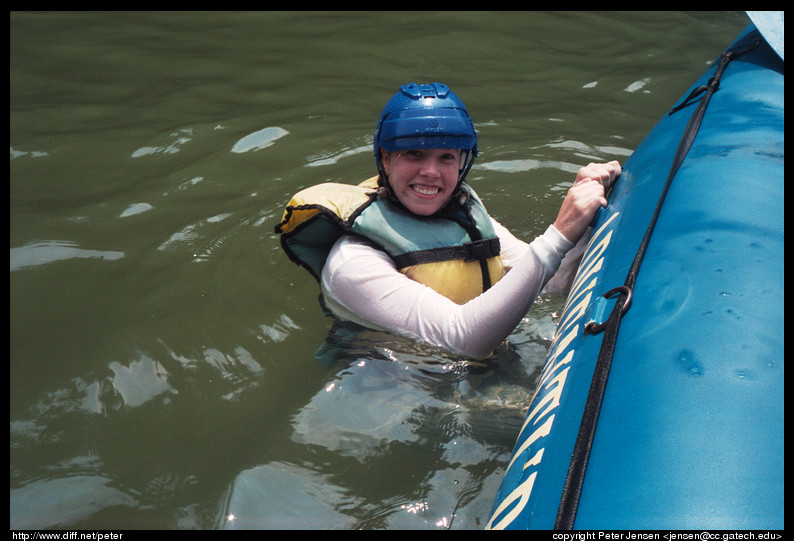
(274, 176, 504, 304)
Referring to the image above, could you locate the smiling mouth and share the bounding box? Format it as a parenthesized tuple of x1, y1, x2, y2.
(411, 184, 441, 196)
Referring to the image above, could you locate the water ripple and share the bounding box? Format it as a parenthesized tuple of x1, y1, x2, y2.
(231, 127, 289, 153)
(10, 240, 124, 271)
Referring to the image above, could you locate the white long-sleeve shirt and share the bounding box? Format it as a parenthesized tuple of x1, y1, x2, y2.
(320, 220, 587, 360)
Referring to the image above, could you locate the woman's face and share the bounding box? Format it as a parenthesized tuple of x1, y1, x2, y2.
(381, 148, 462, 216)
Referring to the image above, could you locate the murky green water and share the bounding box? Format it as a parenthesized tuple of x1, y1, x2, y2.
(11, 11, 748, 530)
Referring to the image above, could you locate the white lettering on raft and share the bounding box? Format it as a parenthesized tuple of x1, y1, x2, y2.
(486, 212, 618, 530)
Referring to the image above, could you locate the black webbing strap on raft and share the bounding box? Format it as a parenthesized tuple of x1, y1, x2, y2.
(553, 38, 761, 531)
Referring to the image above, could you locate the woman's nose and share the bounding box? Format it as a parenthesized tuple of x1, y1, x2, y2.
(419, 158, 442, 176)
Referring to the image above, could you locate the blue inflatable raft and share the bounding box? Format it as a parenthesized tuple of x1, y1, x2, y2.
(487, 18, 783, 530)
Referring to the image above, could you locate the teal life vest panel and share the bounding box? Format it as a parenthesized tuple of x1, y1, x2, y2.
(275, 176, 504, 304)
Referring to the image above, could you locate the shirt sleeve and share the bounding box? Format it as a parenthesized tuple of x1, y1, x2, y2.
(493, 218, 589, 294)
(320, 222, 576, 360)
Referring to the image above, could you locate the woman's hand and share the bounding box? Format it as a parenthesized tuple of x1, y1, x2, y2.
(553, 160, 622, 243)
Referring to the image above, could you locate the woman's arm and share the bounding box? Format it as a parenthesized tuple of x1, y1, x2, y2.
(320, 224, 573, 359)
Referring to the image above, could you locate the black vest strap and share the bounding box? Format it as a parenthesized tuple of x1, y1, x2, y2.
(391, 237, 501, 269)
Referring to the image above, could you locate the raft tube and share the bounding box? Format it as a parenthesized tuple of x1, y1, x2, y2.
(487, 20, 783, 530)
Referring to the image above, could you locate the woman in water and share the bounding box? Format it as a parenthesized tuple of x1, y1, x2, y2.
(276, 82, 620, 360)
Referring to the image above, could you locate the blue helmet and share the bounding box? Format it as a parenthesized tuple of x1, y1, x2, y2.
(374, 82, 478, 184)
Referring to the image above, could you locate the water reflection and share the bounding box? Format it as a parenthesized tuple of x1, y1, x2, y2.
(10, 240, 125, 271)
(11, 471, 139, 530)
(222, 318, 551, 529)
(222, 462, 355, 529)
(231, 126, 290, 154)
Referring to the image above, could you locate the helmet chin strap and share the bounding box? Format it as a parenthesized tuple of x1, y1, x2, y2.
(447, 148, 476, 206)
(375, 158, 394, 199)
(455, 149, 475, 191)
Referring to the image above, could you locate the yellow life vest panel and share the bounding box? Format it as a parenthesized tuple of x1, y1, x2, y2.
(274, 177, 504, 304)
